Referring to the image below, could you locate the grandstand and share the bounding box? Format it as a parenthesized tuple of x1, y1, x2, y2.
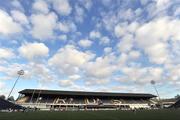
(16, 89, 156, 111)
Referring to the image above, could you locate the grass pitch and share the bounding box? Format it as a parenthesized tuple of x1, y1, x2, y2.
(0, 109, 180, 120)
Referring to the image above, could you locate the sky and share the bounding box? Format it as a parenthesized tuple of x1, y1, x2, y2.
(0, 0, 180, 99)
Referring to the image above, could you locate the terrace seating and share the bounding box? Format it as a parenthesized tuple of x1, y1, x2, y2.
(16, 96, 30, 103)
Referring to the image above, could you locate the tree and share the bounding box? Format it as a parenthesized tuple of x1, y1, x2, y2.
(0, 95, 6, 99)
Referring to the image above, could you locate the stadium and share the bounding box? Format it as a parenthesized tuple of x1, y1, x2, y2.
(0, 70, 180, 120)
(16, 89, 156, 110)
(1, 90, 180, 120)
(1, 0, 180, 120)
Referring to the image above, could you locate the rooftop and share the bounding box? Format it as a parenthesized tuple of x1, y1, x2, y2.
(19, 89, 156, 98)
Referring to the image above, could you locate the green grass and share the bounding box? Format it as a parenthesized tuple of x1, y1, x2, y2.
(0, 109, 180, 120)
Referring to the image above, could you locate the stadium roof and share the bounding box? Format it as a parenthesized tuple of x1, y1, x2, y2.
(19, 89, 156, 98)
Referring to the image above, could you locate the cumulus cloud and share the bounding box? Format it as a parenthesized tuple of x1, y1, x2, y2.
(11, 10, 29, 25)
(114, 22, 139, 38)
(89, 30, 101, 39)
(117, 34, 134, 53)
(69, 74, 81, 80)
(51, 0, 72, 16)
(74, 4, 85, 23)
(49, 45, 95, 75)
(165, 64, 180, 81)
(30, 12, 57, 40)
(104, 47, 112, 54)
(0, 9, 22, 35)
(78, 0, 92, 10)
(30, 63, 55, 83)
(58, 21, 77, 33)
(59, 74, 81, 87)
(32, 0, 49, 14)
(155, 0, 170, 8)
(19, 42, 49, 60)
(136, 17, 180, 64)
(84, 55, 117, 79)
(58, 34, 67, 41)
(59, 79, 74, 87)
(100, 36, 110, 45)
(118, 66, 164, 84)
(11, 0, 24, 11)
(129, 50, 141, 59)
(78, 39, 92, 48)
(0, 48, 15, 59)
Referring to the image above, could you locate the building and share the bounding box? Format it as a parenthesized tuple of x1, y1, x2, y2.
(161, 98, 177, 108)
(16, 89, 156, 111)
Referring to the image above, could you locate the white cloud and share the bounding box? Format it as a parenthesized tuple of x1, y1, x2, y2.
(0, 63, 29, 80)
(117, 34, 134, 53)
(58, 21, 77, 33)
(165, 64, 180, 81)
(89, 30, 101, 39)
(59, 79, 74, 87)
(128, 50, 141, 60)
(30, 63, 55, 83)
(155, 0, 170, 8)
(136, 17, 180, 64)
(59, 74, 81, 87)
(100, 36, 110, 45)
(51, 0, 72, 16)
(11, 0, 24, 11)
(74, 5, 85, 23)
(114, 22, 139, 38)
(11, 10, 29, 25)
(0, 82, 5, 89)
(135, 8, 142, 16)
(0, 62, 55, 88)
(117, 53, 128, 67)
(79, 0, 92, 10)
(104, 47, 112, 54)
(119, 66, 164, 84)
(0, 9, 22, 35)
(0, 48, 15, 59)
(32, 0, 49, 14)
(58, 34, 67, 41)
(69, 74, 81, 80)
(19, 42, 49, 60)
(174, 7, 180, 16)
(31, 12, 57, 40)
(78, 39, 92, 48)
(85, 78, 110, 86)
(49, 45, 94, 75)
(84, 55, 116, 78)
(140, 0, 149, 5)
(121, 9, 135, 21)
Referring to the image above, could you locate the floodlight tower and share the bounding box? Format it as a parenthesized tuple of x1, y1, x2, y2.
(7, 70, 24, 99)
(150, 80, 162, 108)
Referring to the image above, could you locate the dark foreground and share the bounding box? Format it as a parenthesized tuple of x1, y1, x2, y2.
(0, 109, 180, 120)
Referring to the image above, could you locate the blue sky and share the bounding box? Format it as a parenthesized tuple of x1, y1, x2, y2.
(0, 0, 180, 98)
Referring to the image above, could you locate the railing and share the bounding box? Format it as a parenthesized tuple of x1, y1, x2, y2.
(17, 102, 150, 107)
